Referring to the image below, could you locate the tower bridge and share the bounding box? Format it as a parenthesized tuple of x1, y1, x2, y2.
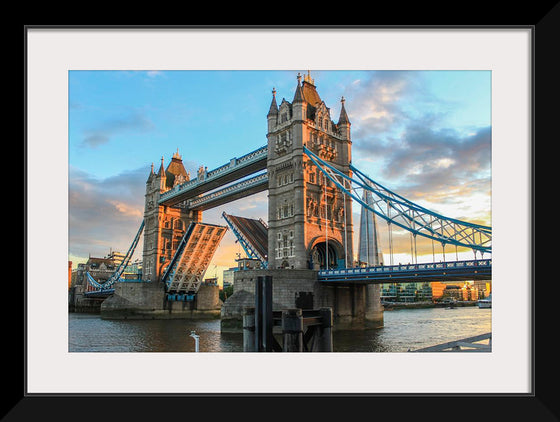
(80, 72, 491, 329)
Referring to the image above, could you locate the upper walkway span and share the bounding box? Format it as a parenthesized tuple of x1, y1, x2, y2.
(186, 173, 268, 211)
(158, 145, 268, 207)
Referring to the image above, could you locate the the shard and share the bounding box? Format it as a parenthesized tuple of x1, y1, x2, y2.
(358, 188, 383, 266)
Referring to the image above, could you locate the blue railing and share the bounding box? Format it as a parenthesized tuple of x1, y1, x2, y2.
(318, 259, 491, 282)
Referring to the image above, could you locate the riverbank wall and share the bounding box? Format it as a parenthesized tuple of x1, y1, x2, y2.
(382, 300, 478, 310)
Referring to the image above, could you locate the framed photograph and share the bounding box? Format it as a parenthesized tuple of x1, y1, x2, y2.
(22, 23, 547, 419)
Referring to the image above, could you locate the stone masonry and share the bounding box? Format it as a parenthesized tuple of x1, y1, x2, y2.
(266, 72, 353, 271)
(221, 268, 383, 332)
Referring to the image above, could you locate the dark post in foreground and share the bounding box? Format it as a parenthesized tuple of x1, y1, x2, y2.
(254, 275, 274, 352)
(243, 276, 333, 352)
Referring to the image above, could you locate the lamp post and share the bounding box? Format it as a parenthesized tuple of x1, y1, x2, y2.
(189, 330, 200, 352)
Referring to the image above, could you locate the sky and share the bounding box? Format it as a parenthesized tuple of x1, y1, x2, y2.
(68, 70, 492, 283)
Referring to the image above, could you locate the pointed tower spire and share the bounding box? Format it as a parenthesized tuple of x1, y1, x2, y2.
(158, 156, 165, 176)
(293, 72, 304, 103)
(338, 96, 350, 125)
(267, 87, 278, 117)
(146, 162, 155, 183)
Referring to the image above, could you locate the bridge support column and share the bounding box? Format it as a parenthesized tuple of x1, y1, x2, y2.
(365, 284, 384, 327)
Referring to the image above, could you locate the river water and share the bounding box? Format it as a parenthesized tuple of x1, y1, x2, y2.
(68, 306, 491, 353)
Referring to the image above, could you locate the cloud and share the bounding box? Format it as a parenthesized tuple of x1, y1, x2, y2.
(69, 161, 269, 268)
(80, 111, 155, 148)
(343, 71, 491, 226)
(344, 71, 419, 136)
(354, 124, 491, 225)
(69, 165, 148, 259)
(146, 70, 163, 78)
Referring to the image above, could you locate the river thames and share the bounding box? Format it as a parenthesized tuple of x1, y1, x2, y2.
(69, 305, 491, 353)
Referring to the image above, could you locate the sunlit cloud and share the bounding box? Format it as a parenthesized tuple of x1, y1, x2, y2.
(68, 165, 147, 258)
(108, 200, 143, 217)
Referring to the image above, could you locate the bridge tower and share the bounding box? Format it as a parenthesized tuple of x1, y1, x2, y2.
(267, 72, 354, 270)
(142, 151, 201, 282)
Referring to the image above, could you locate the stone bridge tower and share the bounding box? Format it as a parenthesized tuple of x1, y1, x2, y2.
(266, 72, 354, 270)
(142, 151, 201, 282)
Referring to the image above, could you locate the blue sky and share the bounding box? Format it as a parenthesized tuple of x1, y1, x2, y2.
(68, 70, 491, 278)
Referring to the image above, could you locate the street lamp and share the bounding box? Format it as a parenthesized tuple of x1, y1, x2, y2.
(189, 330, 200, 352)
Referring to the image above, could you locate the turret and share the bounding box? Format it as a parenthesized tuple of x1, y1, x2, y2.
(267, 87, 278, 132)
(337, 96, 352, 165)
(337, 96, 351, 140)
(146, 162, 155, 184)
(156, 156, 167, 191)
(291, 73, 307, 123)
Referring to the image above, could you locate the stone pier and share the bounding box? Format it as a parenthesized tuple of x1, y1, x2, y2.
(99, 282, 221, 320)
(220, 269, 383, 332)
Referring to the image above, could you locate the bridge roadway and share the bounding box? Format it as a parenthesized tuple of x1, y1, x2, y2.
(159, 145, 268, 208)
(317, 259, 491, 284)
(84, 259, 490, 300)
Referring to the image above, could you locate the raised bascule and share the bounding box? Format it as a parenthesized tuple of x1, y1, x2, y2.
(79, 72, 492, 329)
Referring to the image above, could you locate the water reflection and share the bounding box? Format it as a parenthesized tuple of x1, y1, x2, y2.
(69, 306, 490, 353)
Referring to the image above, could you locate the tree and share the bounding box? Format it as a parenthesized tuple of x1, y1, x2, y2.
(220, 285, 234, 302)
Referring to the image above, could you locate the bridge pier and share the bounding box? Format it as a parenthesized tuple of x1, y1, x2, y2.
(220, 269, 383, 332)
(366, 284, 384, 325)
(68, 285, 105, 313)
(100, 281, 222, 319)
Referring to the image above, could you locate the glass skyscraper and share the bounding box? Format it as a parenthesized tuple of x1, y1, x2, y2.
(357, 188, 383, 267)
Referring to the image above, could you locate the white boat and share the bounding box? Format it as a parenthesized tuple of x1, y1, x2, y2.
(478, 293, 492, 308)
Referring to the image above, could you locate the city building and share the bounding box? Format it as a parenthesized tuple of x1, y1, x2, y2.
(106, 249, 126, 267)
(222, 266, 237, 289)
(68, 261, 72, 290)
(222, 258, 263, 289)
(381, 282, 433, 302)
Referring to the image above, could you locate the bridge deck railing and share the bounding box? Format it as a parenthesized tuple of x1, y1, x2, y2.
(319, 259, 492, 277)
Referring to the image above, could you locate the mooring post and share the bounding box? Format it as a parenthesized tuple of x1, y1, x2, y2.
(255, 277, 263, 351)
(254, 276, 275, 352)
(262, 275, 273, 352)
(316, 307, 333, 352)
(282, 308, 303, 352)
(243, 307, 256, 352)
(189, 330, 200, 352)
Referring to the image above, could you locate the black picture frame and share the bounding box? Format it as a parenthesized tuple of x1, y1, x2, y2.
(18, 16, 553, 421)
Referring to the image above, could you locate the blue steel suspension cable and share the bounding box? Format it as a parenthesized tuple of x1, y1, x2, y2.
(302, 146, 491, 254)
